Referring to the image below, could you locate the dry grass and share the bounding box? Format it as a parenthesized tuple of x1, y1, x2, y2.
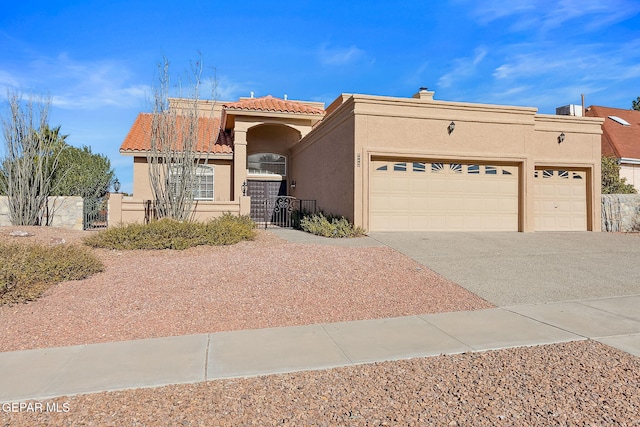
(0, 238, 103, 305)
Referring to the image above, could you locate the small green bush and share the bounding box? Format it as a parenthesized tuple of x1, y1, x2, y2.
(84, 213, 257, 250)
(299, 212, 366, 238)
(0, 242, 104, 305)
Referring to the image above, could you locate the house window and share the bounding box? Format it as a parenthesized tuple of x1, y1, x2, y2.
(169, 164, 214, 200)
(248, 153, 286, 176)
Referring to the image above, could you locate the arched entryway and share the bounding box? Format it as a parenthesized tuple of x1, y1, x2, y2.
(244, 124, 300, 223)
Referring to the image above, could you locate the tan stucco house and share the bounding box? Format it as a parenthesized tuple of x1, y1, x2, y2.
(113, 89, 604, 232)
(585, 105, 640, 192)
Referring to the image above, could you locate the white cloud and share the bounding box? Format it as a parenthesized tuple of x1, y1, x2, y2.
(208, 75, 245, 101)
(0, 69, 20, 89)
(467, 0, 640, 33)
(0, 53, 150, 110)
(51, 84, 150, 109)
(318, 44, 366, 66)
(492, 38, 640, 84)
(438, 47, 487, 88)
(481, 37, 640, 111)
(466, 0, 538, 24)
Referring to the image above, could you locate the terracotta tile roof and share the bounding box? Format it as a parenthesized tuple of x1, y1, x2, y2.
(585, 106, 640, 159)
(119, 113, 233, 154)
(223, 95, 324, 115)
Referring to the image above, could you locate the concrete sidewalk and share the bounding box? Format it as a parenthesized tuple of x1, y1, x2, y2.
(2, 294, 639, 402)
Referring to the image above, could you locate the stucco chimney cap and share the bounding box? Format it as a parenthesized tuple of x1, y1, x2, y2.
(413, 88, 435, 101)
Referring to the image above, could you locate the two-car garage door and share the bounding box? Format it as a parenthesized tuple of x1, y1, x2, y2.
(369, 158, 588, 232)
(370, 159, 519, 231)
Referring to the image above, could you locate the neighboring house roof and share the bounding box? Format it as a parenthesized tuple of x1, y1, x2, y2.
(585, 105, 640, 159)
(119, 113, 233, 154)
(223, 95, 324, 115)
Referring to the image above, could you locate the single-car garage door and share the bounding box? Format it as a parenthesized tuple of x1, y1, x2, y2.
(370, 159, 519, 231)
(534, 168, 587, 231)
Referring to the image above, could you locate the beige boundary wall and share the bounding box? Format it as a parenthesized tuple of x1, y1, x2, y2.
(291, 93, 604, 232)
(107, 193, 250, 226)
(0, 196, 84, 230)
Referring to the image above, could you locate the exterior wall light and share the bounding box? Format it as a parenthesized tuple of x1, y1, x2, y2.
(558, 132, 565, 144)
(113, 178, 121, 193)
(448, 121, 456, 135)
(291, 180, 296, 190)
(242, 180, 247, 196)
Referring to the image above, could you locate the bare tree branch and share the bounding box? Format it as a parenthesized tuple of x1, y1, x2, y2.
(1, 92, 63, 225)
(146, 55, 216, 221)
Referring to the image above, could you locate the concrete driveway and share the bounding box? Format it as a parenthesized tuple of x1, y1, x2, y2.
(368, 232, 640, 306)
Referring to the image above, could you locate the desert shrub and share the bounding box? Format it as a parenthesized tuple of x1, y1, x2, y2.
(602, 156, 637, 194)
(291, 208, 310, 230)
(299, 212, 366, 238)
(84, 213, 256, 250)
(0, 242, 104, 305)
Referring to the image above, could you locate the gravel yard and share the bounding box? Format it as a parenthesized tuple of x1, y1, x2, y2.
(0, 226, 491, 352)
(1, 226, 639, 425)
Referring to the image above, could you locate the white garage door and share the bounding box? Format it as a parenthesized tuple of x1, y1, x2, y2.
(534, 169, 587, 231)
(370, 159, 519, 231)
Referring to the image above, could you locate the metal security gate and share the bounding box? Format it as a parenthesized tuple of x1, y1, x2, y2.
(248, 180, 287, 223)
(263, 197, 317, 229)
(83, 197, 108, 230)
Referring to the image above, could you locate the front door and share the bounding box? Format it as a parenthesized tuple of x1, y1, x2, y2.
(247, 180, 286, 223)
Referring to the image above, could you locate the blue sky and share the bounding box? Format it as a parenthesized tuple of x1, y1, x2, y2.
(2, 0, 640, 193)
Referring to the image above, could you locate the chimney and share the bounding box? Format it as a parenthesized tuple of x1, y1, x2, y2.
(413, 87, 435, 101)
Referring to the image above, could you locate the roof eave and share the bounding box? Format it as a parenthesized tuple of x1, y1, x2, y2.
(119, 149, 233, 159)
(223, 108, 324, 121)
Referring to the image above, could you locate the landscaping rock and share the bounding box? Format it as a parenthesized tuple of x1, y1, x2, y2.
(9, 230, 34, 237)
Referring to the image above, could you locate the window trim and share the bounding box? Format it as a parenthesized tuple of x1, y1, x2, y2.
(169, 164, 214, 201)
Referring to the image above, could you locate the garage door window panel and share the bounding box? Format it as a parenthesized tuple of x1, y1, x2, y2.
(413, 162, 426, 172)
(393, 162, 407, 172)
(485, 166, 497, 175)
